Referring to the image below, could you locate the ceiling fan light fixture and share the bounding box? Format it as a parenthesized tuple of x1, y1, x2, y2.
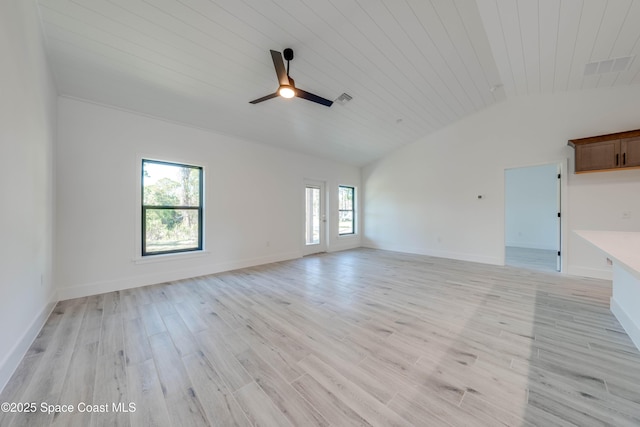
(279, 85, 295, 98)
(249, 49, 332, 107)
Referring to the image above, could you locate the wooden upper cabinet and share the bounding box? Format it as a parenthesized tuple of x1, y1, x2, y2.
(574, 139, 620, 172)
(621, 136, 640, 168)
(569, 129, 640, 173)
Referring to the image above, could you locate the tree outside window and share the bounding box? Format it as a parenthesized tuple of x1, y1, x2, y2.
(142, 160, 203, 255)
(338, 186, 355, 235)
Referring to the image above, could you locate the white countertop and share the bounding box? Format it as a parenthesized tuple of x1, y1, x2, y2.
(575, 230, 640, 275)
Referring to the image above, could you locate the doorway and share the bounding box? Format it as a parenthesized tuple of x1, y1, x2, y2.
(505, 163, 561, 272)
(303, 180, 326, 255)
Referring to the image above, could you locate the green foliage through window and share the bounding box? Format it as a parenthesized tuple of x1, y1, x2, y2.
(338, 186, 355, 235)
(142, 160, 203, 255)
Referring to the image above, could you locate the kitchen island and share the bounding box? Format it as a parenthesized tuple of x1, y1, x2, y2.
(575, 230, 640, 351)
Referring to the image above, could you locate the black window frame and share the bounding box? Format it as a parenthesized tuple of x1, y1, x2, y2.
(338, 185, 356, 236)
(141, 159, 203, 256)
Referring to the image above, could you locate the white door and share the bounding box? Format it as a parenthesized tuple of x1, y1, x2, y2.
(504, 163, 561, 272)
(303, 181, 326, 255)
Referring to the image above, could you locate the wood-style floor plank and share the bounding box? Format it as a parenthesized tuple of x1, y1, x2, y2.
(126, 359, 171, 427)
(122, 318, 152, 366)
(0, 306, 65, 426)
(235, 348, 328, 426)
(182, 351, 252, 427)
(298, 354, 409, 427)
(148, 333, 208, 426)
(291, 373, 373, 427)
(4, 299, 87, 427)
(51, 340, 98, 427)
(233, 382, 293, 427)
(2, 248, 640, 426)
(91, 350, 130, 427)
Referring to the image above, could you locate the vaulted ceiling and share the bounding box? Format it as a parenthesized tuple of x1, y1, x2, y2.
(37, 0, 640, 166)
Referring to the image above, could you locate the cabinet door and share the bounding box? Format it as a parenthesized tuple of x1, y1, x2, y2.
(575, 140, 620, 172)
(621, 136, 640, 168)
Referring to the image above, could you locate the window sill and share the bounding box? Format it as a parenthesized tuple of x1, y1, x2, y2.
(133, 250, 210, 265)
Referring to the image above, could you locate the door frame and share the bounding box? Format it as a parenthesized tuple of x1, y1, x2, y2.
(303, 179, 327, 255)
(503, 159, 567, 273)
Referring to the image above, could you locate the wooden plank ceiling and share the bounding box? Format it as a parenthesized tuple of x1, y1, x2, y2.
(37, 0, 640, 166)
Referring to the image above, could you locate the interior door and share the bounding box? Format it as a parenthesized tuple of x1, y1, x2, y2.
(303, 181, 326, 255)
(504, 163, 561, 272)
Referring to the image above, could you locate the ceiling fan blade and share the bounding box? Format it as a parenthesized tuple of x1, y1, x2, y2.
(296, 89, 333, 107)
(249, 92, 278, 104)
(270, 50, 289, 86)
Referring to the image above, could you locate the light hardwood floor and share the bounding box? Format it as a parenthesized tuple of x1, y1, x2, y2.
(2, 248, 640, 426)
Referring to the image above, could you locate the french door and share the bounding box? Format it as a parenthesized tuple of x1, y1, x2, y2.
(303, 181, 326, 255)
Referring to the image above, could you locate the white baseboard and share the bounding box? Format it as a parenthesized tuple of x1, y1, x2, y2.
(361, 243, 502, 266)
(57, 251, 302, 301)
(566, 265, 612, 280)
(611, 297, 640, 352)
(0, 298, 57, 393)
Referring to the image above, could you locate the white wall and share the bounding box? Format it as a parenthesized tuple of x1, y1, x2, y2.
(0, 0, 58, 391)
(363, 85, 640, 279)
(56, 97, 361, 299)
(505, 164, 558, 250)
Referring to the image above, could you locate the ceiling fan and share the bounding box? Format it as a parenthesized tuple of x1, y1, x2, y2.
(249, 48, 333, 107)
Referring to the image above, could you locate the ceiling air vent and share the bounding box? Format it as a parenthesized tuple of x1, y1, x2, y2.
(334, 93, 353, 105)
(584, 56, 634, 76)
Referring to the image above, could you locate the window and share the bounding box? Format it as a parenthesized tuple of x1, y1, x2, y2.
(338, 185, 355, 235)
(142, 159, 203, 256)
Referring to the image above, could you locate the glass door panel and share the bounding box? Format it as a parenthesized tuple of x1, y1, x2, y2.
(304, 181, 326, 255)
(306, 187, 320, 245)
